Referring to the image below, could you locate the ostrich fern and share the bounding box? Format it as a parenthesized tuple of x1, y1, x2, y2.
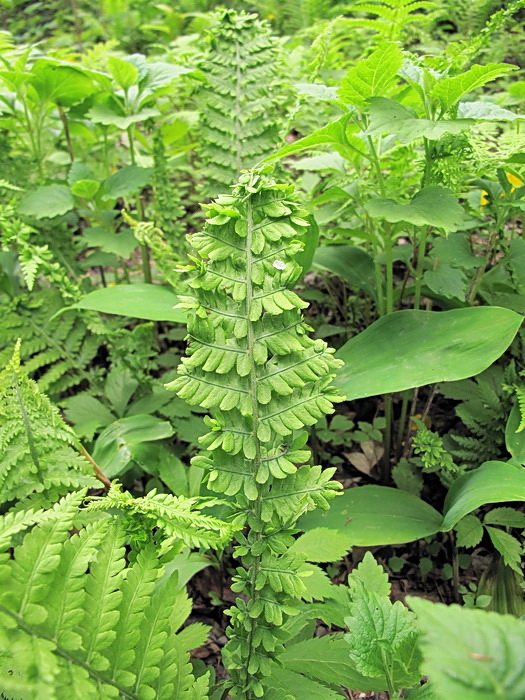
(197, 11, 282, 197)
(168, 167, 344, 697)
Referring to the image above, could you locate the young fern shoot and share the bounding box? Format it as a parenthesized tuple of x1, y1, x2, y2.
(168, 167, 344, 697)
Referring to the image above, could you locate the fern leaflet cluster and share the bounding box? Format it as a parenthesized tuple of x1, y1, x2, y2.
(197, 11, 282, 197)
(168, 167, 344, 697)
(0, 288, 100, 399)
(0, 343, 98, 507)
(0, 490, 211, 699)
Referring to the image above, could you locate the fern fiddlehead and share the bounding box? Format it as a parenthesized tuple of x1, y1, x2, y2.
(197, 11, 282, 198)
(168, 167, 344, 697)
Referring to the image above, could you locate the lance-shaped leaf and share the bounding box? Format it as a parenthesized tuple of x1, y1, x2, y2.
(365, 186, 465, 231)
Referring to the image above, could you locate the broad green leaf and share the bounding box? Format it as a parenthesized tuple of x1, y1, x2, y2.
(30, 60, 96, 106)
(294, 215, 319, 277)
(366, 186, 464, 231)
(336, 308, 522, 400)
(107, 56, 138, 90)
(338, 42, 403, 109)
(313, 245, 377, 300)
(367, 97, 473, 143)
(70, 179, 100, 199)
(291, 153, 346, 172)
(290, 528, 352, 562)
(441, 461, 525, 531)
(264, 115, 367, 163)
(424, 264, 468, 301)
(102, 165, 154, 200)
(88, 104, 160, 129)
(105, 366, 139, 417)
(430, 232, 479, 269)
(82, 227, 138, 257)
(432, 63, 518, 112)
(505, 404, 525, 463)
(18, 185, 75, 219)
(485, 526, 522, 574)
(409, 597, 525, 700)
(264, 666, 343, 699)
(299, 485, 442, 545)
(141, 62, 192, 90)
(62, 393, 116, 440)
(294, 82, 338, 100)
(92, 414, 174, 477)
(65, 284, 186, 322)
(280, 636, 389, 692)
(454, 514, 483, 548)
(457, 100, 524, 121)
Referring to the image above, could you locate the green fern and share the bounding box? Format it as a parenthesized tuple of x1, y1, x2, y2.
(87, 481, 235, 551)
(342, 0, 437, 41)
(168, 167, 344, 698)
(197, 11, 282, 197)
(0, 490, 211, 699)
(0, 343, 98, 508)
(0, 288, 100, 398)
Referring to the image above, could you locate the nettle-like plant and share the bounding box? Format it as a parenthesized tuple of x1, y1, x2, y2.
(197, 11, 282, 197)
(168, 167, 344, 697)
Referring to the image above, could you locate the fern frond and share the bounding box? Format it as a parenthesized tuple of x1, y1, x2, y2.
(197, 11, 282, 197)
(0, 494, 208, 699)
(0, 288, 100, 398)
(0, 344, 98, 506)
(342, 0, 437, 40)
(87, 481, 235, 550)
(169, 167, 344, 697)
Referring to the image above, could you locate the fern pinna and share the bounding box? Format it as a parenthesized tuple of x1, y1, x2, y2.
(198, 11, 281, 197)
(168, 167, 344, 697)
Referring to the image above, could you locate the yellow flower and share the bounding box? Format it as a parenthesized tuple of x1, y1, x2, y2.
(507, 172, 523, 191)
(480, 190, 490, 209)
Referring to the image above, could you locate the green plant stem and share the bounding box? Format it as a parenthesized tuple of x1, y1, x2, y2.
(383, 394, 393, 481)
(127, 125, 152, 284)
(396, 391, 410, 458)
(58, 104, 74, 162)
(21, 94, 43, 180)
(450, 532, 460, 603)
(242, 197, 263, 699)
(413, 226, 431, 310)
(467, 223, 501, 303)
(384, 227, 394, 315)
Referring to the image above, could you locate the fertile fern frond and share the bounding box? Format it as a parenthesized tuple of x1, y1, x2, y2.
(169, 167, 344, 697)
(87, 481, 235, 550)
(0, 491, 211, 699)
(0, 343, 98, 507)
(342, 0, 436, 40)
(0, 288, 100, 398)
(197, 11, 282, 197)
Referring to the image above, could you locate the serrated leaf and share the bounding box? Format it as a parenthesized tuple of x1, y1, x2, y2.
(338, 42, 403, 109)
(348, 551, 390, 597)
(485, 526, 522, 574)
(102, 165, 154, 200)
(409, 597, 525, 700)
(454, 514, 483, 548)
(424, 264, 468, 301)
(107, 56, 138, 90)
(432, 63, 518, 112)
(484, 507, 525, 529)
(18, 185, 75, 219)
(366, 186, 464, 231)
